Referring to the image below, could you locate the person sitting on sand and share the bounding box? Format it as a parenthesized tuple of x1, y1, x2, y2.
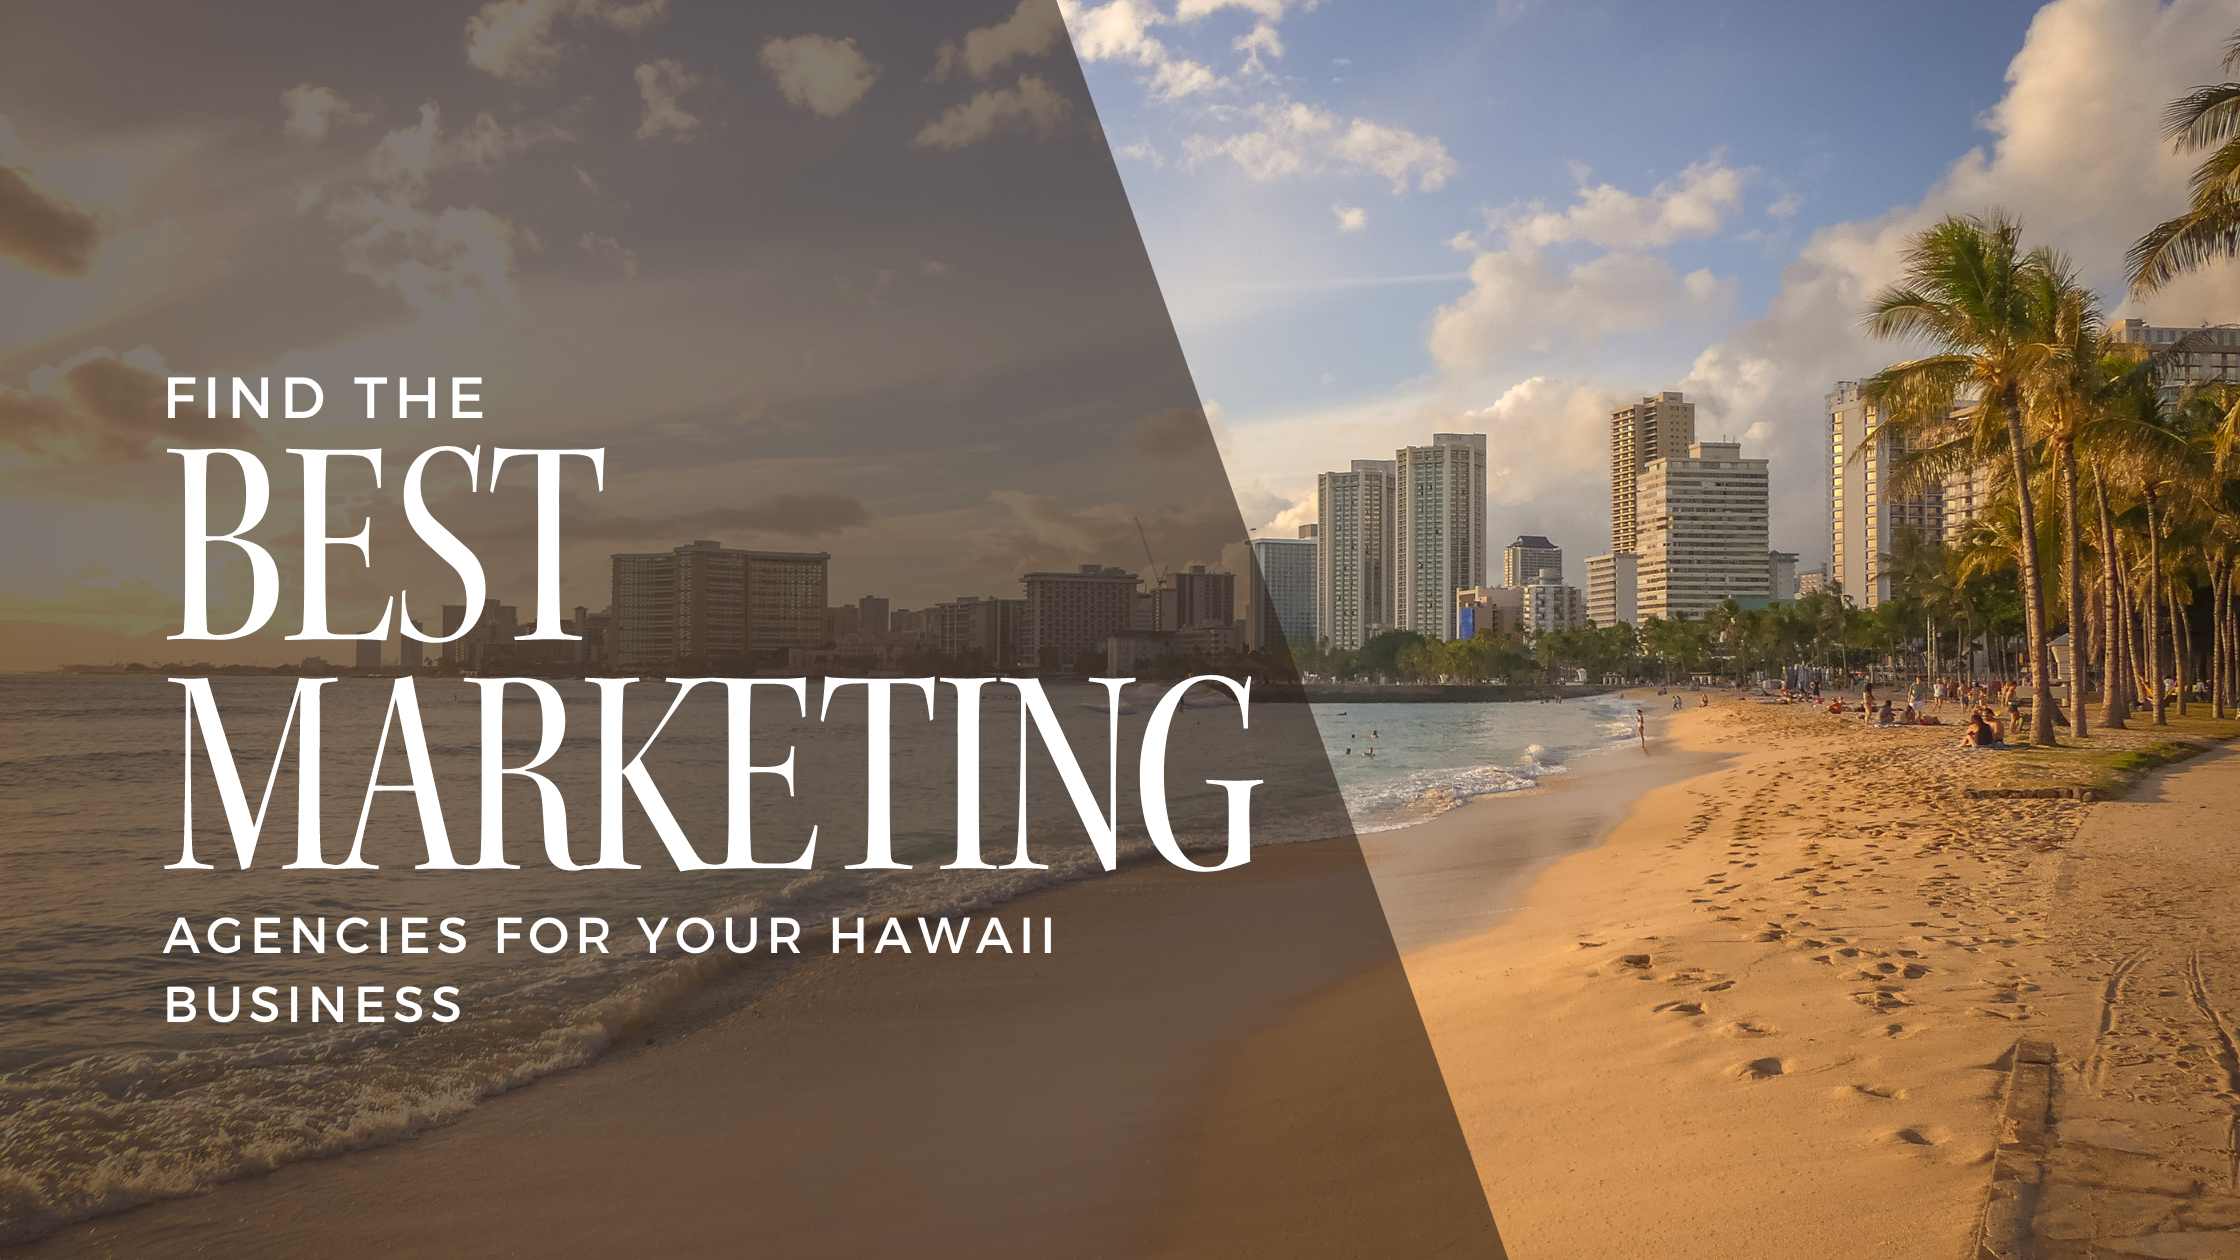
(1875, 700, 1895, 727)
(1826, 698, 1845, 715)
(1901, 703, 1918, 725)
(1959, 714, 1994, 748)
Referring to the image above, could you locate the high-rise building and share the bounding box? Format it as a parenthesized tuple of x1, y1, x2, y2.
(1585, 553, 1638, 628)
(2110, 318, 2240, 386)
(932, 595, 1024, 668)
(1768, 551, 1800, 601)
(1020, 565, 1140, 674)
(1315, 459, 1396, 650)
(1502, 535, 1562, 588)
(1395, 433, 1488, 641)
(1152, 564, 1235, 631)
(438, 599, 520, 670)
(1248, 531, 1318, 652)
(1522, 568, 1586, 634)
(610, 540, 829, 670)
(1455, 585, 1522, 638)
(1797, 569, 1828, 596)
(400, 621, 424, 669)
(1610, 392, 1696, 555)
(857, 595, 890, 634)
(1638, 441, 1770, 621)
(354, 638, 382, 670)
(1828, 381, 1943, 607)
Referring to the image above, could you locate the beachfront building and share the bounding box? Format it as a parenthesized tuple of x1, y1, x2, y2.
(1020, 565, 1140, 674)
(1797, 568, 1828, 596)
(932, 595, 1023, 669)
(1151, 564, 1235, 632)
(1828, 380, 1945, 608)
(1455, 585, 1522, 638)
(1637, 441, 1771, 621)
(1610, 391, 1696, 555)
(439, 598, 521, 670)
(1501, 535, 1562, 588)
(354, 638, 381, 670)
(1585, 552, 1638, 628)
(1248, 529, 1318, 651)
(1395, 433, 1488, 641)
(857, 595, 890, 634)
(611, 540, 830, 669)
(2110, 318, 2240, 388)
(1316, 460, 1397, 650)
(1769, 550, 1800, 600)
(1522, 569, 1587, 634)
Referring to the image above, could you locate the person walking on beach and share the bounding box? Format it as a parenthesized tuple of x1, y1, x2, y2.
(1636, 709, 1648, 752)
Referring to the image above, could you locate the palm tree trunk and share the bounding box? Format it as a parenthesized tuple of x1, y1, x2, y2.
(2059, 438, 2087, 738)
(2146, 487, 2167, 726)
(2096, 483, 2130, 728)
(2211, 561, 2228, 720)
(1999, 386, 2057, 743)
(2173, 586, 2192, 717)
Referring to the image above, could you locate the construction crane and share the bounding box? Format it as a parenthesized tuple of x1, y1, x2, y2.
(1132, 516, 1166, 586)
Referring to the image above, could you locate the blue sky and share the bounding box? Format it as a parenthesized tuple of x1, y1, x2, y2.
(1066, 0, 2240, 580)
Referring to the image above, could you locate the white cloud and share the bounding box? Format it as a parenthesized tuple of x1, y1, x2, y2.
(1061, 0, 1226, 101)
(1497, 158, 1746, 249)
(366, 104, 529, 190)
(633, 60, 700, 140)
(1333, 204, 1366, 232)
(760, 35, 880, 118)
(280, 85, 367, 142)
(464, 0, 669, 83)
(1185, 99, 1456, 193)
(1423, 157, 1745, 372)
(1429, 244, 1732, 372)
(578, 231, 636, 276)
(326, 194, 520, 327)
(933, 0, 1067, 81)
(914, 75, 1072, 149)
(1118, 137, 1165, 166)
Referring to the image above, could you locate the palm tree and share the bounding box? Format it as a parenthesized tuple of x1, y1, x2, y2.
(1864, 214, 2060, 743)
(2019, 253, 2107, 735)
(2101, 364, 2208, 723)
(2129, 32, 2240, 292)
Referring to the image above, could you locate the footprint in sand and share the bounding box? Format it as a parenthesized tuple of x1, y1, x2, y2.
(1720, 1020, 1780, 1038)
(1653, 1001, 1706, 1016)
(1847, 1084, 1908, 1100)
(1852, 987, 1914, 1012)
(1729, 1057, 1790, 1081)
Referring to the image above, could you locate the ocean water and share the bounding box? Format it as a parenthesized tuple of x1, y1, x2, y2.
(1315, 694, 1644, 832)
(0, 675, 1629, 1239)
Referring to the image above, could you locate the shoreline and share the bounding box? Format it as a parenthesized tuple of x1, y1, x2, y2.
(21, 832, 1495, 1257)
(1358, 694, 1725, 954)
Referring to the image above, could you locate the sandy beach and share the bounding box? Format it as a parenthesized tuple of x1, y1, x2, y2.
(1403, 694, 2240, 1259)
